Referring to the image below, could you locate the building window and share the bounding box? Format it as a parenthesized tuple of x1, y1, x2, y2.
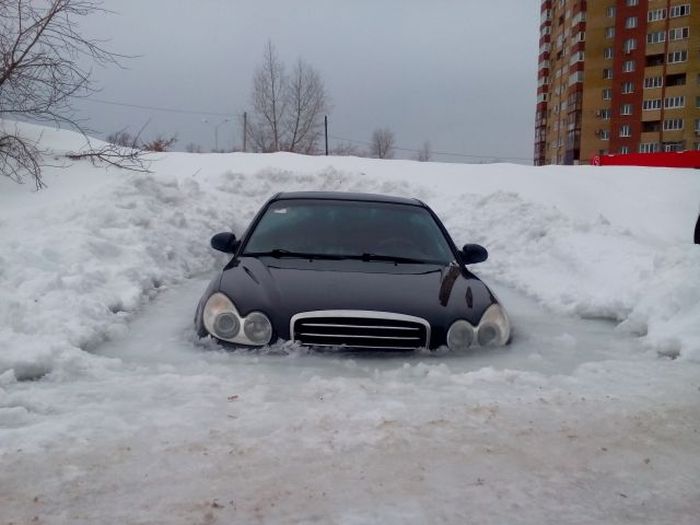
(623, 60, 635, 73)
(669, 27, 689, 40)
(568, 71, 584, 86)
(626, 0, 638, 6)
(607, 6, 616, 18)
(668, 50, 688, 63)
(625, 16, 638, 29)
(695, 119, 700, 133)
(605, 26, 615, 39)
(664, 96, 685, 109)
(571, 11, 586, 25)
(644, 76, 663, 89)
(620, 125, 631, 137)
(647, 8, 666, 22)
(623, 39, 637, 53)
(643, 99, 662, 110)
(670, 4, 690, 18)
(604, 47, 614, 59)
(620, 146, 630, 154)
(602, 88, 612, 100)
(639, 143, 660, 153)
(647, 31, 666, 44)
(621, 103, 633, 115)
(663, 142, 685, 152)
(600, 129, 610, 140)
(646, 54, 665, 67)
(621, 82, 634, 94)
(603, 68, 613, 80)
(663, 118, 684, 131)
(569, 51, 585, 65)
(599, 108, 611, 119)
(696, 96, 700, 108)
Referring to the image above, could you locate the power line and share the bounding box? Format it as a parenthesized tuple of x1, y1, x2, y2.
(84, 96, 531, 162)
(85, 97, 240, 118)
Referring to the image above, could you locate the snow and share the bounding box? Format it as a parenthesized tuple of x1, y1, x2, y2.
(1, 123, 700, 523)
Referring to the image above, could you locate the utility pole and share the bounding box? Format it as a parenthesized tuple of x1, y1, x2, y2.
(243, 112, 247, 152)
(324, 115, 328, 156)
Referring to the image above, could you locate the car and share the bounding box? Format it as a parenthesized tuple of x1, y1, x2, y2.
(194, 191, 510, 352)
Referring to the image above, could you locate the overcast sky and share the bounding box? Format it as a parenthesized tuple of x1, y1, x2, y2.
(73, 0, 539, 163)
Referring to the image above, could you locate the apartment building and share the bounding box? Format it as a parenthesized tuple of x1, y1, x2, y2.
(535, 0, 700, 165)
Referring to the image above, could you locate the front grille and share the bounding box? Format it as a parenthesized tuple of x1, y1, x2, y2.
(291, 310, 430, 350)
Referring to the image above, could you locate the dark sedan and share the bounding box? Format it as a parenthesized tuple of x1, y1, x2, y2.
(194, 191, 510, 351)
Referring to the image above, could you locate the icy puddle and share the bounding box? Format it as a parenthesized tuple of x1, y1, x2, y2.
(96, 276, 643, 377)
(2, 277, 699, 525)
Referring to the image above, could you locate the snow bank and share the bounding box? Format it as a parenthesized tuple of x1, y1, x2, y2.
(1, 124, 700, 383)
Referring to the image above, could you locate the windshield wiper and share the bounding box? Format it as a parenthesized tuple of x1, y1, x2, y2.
(354, 253, 436, 264)
(243, 249, 345, 260)
(244, 249, 439, 264)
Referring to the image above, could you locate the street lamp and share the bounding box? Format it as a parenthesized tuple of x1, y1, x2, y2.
(202, 118, 230, 152)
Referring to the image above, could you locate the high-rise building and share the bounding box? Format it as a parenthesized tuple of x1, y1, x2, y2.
(535, 0, 700, 165)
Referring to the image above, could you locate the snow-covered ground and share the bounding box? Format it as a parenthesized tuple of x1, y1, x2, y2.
(1, 123, 699, 524)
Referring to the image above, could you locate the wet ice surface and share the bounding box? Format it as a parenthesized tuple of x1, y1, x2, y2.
(3, 277, 698, 525)
(96, 277, 641, 377)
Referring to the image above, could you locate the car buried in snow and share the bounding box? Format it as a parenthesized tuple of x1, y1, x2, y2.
(194, 191, 510, 352)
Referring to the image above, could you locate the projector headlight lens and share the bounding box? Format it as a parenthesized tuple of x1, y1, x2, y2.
(477, 303, 511, 346)
(213, 312, 240, 339)
(446, 320, 475, 351)
(243, 311, 273, 345)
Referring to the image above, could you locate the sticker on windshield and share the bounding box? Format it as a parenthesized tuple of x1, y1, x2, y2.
(273, 208, 288, 214)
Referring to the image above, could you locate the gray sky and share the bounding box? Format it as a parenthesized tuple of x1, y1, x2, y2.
(74, 0, 539, 163)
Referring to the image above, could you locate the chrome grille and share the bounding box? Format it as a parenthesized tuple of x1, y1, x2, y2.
(291, 310, 430, 350)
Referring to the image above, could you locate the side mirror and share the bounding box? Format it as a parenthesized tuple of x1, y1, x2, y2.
(211, 232, 239, 253)
(461, 244, 488, 265)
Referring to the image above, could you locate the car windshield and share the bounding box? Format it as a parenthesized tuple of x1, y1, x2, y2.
(243, 199, 455, 264)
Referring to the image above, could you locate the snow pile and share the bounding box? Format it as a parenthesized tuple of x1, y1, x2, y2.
(0, 171, 238, 379)
(1, 123, 700, 385)
(438, 190, 700, 360)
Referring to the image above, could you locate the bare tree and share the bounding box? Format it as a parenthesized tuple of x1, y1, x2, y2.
(248, 41, 329, 154)
(248, 40, 287, 153)
(369, 128, 395, 159)
(0, 0, 146, 188)
(415, 140, 432, 162)
(283, 59, 329, 154)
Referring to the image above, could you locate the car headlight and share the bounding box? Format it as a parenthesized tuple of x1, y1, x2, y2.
(476, 303, 510, 346)
(446, 319, 475, 351)
(202, 292, 272, 346)
(243, 311, 273, 345)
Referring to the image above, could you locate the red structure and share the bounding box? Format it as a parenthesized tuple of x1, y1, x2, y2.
(591, 151, 700, 168)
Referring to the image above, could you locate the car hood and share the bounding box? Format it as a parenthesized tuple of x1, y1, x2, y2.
(218, 257, 495, 337)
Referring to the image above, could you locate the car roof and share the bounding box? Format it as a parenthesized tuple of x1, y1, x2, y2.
(272, 191, 423, 206)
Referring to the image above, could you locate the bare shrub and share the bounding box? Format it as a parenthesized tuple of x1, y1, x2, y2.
(142, 135, 177, 152)
(369, 128, 395, 159)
